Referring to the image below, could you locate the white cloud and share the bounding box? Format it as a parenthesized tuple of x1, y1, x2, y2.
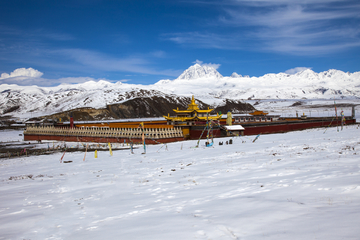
(168, 0, 360, 55)
(194, 59, 203, 65)
(0, 68, 43, 79)
(151, 50, 167, 58)
(0, 67, 131, 87)
(193, 59, 221, 70)
(285, 67, 312, 75)
(55, 48, 181, 77)
(0, 75, 122, 87)
(203, 62, 221, 70)
(165, 32, 242, 50)
(223, 1, 360, 54)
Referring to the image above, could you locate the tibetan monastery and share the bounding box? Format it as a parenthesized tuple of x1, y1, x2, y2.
(164, 95, 222, 125)
(23, 95, 357, 144)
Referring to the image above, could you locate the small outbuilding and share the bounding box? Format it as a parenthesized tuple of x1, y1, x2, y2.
(223, 125, 245, 136)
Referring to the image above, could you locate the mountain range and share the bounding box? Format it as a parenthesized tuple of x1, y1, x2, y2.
(0, 63, 359, 120)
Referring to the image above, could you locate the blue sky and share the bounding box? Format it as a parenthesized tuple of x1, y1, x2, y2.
(0, 0, 359, 86)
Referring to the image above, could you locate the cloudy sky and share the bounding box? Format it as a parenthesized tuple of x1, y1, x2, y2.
(0, 0, 359, 86)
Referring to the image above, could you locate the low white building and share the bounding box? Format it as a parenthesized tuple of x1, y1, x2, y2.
(223, 125, 245, 136)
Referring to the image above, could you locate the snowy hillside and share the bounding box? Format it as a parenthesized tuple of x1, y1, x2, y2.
(0, 64, 359, 119)
(0, 83, 175, 119)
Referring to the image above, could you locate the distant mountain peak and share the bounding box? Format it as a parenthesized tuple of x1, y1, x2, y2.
(295, 68, 316, 76)
(177, 63, 223, 80)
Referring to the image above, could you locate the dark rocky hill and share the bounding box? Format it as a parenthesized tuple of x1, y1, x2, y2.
(36, 96, 255, 121)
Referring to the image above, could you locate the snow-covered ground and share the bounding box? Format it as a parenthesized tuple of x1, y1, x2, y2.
(0, 129, 24, 143)
(249, 99, 360, 122)
(1, 125, 360, 239)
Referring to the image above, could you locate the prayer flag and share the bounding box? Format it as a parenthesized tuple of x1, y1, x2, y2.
(83, 143, 89, 161)
(108, 142, 113, 156)
(60, 149, 66, 163)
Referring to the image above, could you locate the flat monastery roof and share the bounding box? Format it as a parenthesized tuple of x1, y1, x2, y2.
(224, 125, 245, 130)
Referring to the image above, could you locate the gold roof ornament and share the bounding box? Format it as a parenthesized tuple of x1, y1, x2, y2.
(187, 95, 199, 111)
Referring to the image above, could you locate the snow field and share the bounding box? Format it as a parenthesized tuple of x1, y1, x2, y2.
(0, 129, 24, 143)
(0, 125, 360, 239)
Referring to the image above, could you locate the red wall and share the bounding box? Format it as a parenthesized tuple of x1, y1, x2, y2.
(243, 119, 355, 136)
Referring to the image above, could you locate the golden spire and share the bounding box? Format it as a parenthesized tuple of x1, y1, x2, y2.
(187, 95, 199, 111)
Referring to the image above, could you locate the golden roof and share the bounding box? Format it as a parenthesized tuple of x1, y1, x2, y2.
(249, 110, 269, 116)
(164, 95, 222, 122)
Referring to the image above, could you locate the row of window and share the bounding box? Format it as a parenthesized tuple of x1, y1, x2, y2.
(234, 117, 279, 122)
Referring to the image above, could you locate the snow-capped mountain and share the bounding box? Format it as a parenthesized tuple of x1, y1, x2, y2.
(176, 63, 223, 80)
(156, 67, 360, 100)
(0, 63, 360, 119)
